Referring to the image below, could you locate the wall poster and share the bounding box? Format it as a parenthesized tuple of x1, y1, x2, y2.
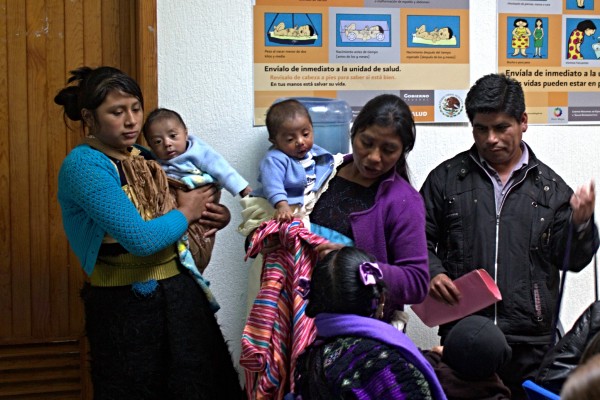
(253, 0, 470, 125)
(498, 0, 600, 124)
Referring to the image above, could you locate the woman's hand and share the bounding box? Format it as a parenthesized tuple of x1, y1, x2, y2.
(199, 203, 231, 237)
(176, 185, 218, 222)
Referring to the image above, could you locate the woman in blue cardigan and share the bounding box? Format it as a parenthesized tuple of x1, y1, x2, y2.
(55, 66, 243, 399)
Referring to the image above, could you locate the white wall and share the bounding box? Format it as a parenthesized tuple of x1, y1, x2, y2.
(157, 0, 599, 372)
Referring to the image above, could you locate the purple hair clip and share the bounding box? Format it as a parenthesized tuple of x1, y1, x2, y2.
(359, 262, 383, 286)
(296, 277, 311, 299)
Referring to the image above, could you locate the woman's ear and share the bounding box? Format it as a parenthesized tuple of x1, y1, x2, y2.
(81, 109, 93, 128)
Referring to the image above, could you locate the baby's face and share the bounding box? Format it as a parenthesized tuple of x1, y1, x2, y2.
(438, 28, 450, 40)
(298, 25, 311, 37)
(145, 117, 188, 160)
(271, 113, 314, 159)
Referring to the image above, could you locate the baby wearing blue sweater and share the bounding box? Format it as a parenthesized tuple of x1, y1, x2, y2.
(252, 99, 333, 222)
(143, 108, 251, 198)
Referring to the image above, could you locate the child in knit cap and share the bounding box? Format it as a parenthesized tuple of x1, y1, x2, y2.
(424, 315, 513, 400)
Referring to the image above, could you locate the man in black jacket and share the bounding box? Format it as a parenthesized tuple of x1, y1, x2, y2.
(420, 73, 599, 399)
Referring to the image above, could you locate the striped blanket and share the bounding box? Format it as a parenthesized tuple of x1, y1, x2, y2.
(240, 219, 328, 400)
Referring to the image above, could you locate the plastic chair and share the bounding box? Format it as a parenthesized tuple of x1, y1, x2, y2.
(522, 380, 560, 400)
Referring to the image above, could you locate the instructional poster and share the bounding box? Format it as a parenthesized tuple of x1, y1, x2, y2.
(253, 0, 470, 125)
(498, 0, 600, 124)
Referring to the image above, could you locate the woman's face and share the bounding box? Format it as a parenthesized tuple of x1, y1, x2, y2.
(86, 90, 143, 151)
(351, 124, 404, 183)
(585, 28, 596, 36)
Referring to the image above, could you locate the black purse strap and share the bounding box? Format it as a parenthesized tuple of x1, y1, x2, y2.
(551, 222, 573, 345)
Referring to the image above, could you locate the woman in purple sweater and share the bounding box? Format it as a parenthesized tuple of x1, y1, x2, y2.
(249, 94, 429, 325)
(309, 94, 429, 323)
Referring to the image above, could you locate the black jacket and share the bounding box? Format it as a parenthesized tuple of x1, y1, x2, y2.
(420, 144, 599, 344)
(535, 300, 600, 393)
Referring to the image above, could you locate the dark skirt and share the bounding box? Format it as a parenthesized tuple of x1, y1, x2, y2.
(81, 272, 244, 400)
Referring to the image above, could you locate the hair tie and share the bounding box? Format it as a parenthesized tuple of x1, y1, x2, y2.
(296, 277, 311, 299)
(359, 262, 383, 286)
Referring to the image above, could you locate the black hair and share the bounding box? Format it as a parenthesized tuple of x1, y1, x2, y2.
(305, 247, 386, 318)
(350, 94, 416, 182)
(54, 66, 143, 125)
(513, 18, 529, 27)
(142, 108, 187, 140)
(465, 73, 525, 123)
(446, 27, 454, 39)
(577, 19, 597, 32)
(265, 99, 313, 141)
(535, 18, 544, 28)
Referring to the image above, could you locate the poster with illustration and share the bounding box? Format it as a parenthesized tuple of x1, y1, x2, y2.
(564, 17, 600, 59)
(498, 0, 600, 124)
(264, 13, 323, 47)
(566, 0, 595, 11)
(505, 17, 549, 59)
(407, 15, 461, 48)
(253, 0, 470, 125)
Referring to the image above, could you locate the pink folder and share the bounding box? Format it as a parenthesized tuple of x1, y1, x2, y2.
(411, 269, 502, 327)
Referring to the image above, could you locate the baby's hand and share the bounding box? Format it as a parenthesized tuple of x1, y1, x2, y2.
(239, 186, 253, 198)
(274, 202, 293, 222)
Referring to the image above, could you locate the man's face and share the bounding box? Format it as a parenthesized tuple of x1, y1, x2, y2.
(472, 112, 527, 171)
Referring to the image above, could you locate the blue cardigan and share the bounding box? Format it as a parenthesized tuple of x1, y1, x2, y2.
(252, 144, 334, 207)
(57, 144, 188, 275)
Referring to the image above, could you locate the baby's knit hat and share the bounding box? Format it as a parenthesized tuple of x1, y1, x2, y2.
(442, 315, 512, 380)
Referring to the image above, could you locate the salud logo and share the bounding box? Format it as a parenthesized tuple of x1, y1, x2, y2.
(439, 94, 464, 118)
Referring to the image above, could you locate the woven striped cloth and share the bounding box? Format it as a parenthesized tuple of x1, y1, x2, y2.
(241, 219, 328, 400)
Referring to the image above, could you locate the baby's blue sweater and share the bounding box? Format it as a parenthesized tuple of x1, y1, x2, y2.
(57, 144, 189, 275)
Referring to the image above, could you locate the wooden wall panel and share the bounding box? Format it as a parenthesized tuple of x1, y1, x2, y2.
(7, 0, 32, 340)
(27, 0, 52, 339)
(82, 0, 101, 67)
(0, 0, 11, 339)
(101, 1, 120, 67)
(136, 0, 158, 113)
(0, 0, 157, 398)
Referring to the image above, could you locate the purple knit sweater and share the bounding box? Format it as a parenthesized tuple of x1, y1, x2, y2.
(333, 155, 430, 312)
